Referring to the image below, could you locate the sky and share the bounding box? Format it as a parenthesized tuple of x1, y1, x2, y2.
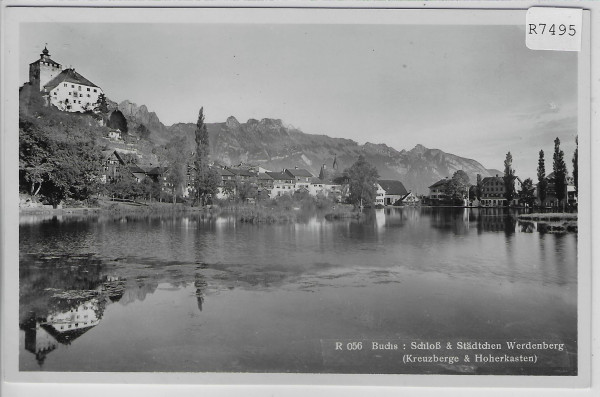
(20, 23, 579, 179)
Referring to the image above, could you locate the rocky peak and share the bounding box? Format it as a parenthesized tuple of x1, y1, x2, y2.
(410, 144, 428, 155)
(225, 116, 241, 130)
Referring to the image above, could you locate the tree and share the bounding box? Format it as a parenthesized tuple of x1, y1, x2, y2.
(537, 150, 547, 205)
(234, 176, 258, 202)
(108, 110, 128, 133)
(502, 152, 516, 206)
(572, 135, 578, 197)
(345, 155, 379, 207)
(19, 108, 103, 207)
(518, 178, 536, 208)
(164, 136, 189, 203)
(193, 107, 219, 205)
(95, 93, 109, 114)
(553, 137, 568, 207)
(444, 170, 470, 204)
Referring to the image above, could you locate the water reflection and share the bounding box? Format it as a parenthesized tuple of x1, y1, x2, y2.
(19, 208, 577, 373)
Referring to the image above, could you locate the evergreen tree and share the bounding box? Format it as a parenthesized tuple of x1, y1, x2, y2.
(572, 136, 578, 197)
(553, 137, 568, 206)
(95, 93, 109, 114)
(345, 155, 379, 207)
(193, 107, 219, 205)
(537, 150, 547, 204)
(475, 174, 483, 201)
(503, 151, 516, 206)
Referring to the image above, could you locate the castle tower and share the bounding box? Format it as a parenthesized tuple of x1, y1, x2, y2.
(29, 46, 63, 91)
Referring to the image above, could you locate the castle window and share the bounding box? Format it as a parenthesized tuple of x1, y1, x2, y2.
(68, 92, 71, 95)
(64, 83, 67, 87)
(87, 94, 90, 97)
(71, 85, 74, 88)
(94, 89, 97, 92)
(87, 88, 90, 91)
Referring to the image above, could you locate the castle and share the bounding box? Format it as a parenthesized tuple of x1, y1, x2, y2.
(29, 46, 104, 113)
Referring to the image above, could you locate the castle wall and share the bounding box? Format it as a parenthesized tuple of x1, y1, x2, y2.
(49, 82, 103, 113)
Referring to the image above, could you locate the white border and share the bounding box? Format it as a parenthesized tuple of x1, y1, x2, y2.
(1, 2, 597, 396)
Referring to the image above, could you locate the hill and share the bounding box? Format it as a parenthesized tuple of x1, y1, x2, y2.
(167, 116, 498, 194)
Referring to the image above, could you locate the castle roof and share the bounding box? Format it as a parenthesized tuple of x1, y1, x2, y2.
(30, 57, 61, 68)
(30, 46, 61, 68)
(43, 68, 99, 92)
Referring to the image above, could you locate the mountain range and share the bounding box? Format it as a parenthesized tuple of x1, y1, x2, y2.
(116, 100, 501, 194)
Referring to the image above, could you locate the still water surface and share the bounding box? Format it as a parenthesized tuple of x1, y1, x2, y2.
(19, 208, 577, 374)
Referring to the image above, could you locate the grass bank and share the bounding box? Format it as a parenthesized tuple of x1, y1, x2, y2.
(518, 213, 577, 233)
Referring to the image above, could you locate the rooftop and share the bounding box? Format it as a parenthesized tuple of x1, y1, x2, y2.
(378, 180, 408, 196)
(43, 68, 99, 92)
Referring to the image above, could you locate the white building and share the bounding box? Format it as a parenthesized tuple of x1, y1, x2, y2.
(29, 46, 104, 113)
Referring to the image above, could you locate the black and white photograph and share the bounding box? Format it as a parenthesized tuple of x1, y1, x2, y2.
(1, 3, 596, 394)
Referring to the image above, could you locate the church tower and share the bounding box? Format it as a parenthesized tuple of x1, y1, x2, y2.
(29, 46, 63, 91)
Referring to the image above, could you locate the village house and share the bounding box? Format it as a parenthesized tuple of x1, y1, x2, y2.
(257, 173, 274, 199)
(210, 167, 236, 199)
(480, 175, 522, 207)
(29, 46, 104, 113)
(538, 172, 576, 207)
(284, 167, 314, 190)
(375, 180, 410, 206)
(428, 178, 450, 202)
(266, 171, 296, 198)
(100, 150, 125, 183)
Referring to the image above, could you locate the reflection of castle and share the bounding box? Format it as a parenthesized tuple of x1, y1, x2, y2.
(21, 297, 103, 366)
(43, 299, 102, 344)
(22, 317, 58, 366)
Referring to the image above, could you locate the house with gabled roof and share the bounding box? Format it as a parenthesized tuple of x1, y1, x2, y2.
(376, 180, 409, 206)
(285, 167, 313, 191)
(29, 46, 104, 113)
(266, 171, 295, 198)
(428, 178, 450, 202)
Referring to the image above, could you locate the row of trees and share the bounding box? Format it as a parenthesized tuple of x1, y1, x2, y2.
(536, 136, 577, 207)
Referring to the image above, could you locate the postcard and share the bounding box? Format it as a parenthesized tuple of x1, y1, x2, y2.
(0, 3, 595, 396)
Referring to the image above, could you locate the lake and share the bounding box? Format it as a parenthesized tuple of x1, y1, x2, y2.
(18, 207, 577, 374)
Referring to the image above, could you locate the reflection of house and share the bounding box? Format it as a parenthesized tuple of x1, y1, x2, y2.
(480, 175, 521, 207)
(376, 180, 409, 206)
